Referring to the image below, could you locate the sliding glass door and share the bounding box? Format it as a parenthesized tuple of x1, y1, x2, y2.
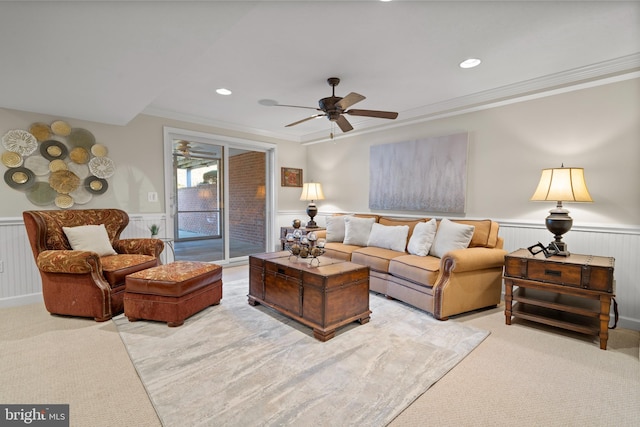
(164, 128, 275, 265)
(174, 143, 224, 261)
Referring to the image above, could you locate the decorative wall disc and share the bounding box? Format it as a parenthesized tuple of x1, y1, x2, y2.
(91, 144, 108, 157)
(2, 130, 38, 156)
(67, 162, 89, 179)
(24, 156, 50, 176)
(50, 120, 71, 136)
(69, 185, 93, 204)
(29, 123, 52, 142)
(85, 176, 108, 194)
(40, 140, 68, 161)
(27, 182, 57, 206)
(49, 159, 68, 172)
(68, 128, 95, 148)
(1, 151, 23, 168)
(54, 194, 74, 209)
(69, 147, 90, 164)
(4, 167, 36, 190)
(49, 169, 81, 194)
(88, 156, 115, 178)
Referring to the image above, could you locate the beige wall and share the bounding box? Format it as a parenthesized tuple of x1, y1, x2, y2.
(306, 78, 640, 228)
(1, 77, 638, 227)
(0, 109, 303, 218)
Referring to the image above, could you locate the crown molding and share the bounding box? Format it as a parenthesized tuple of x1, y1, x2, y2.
(301, 54, 640, 145)
(143, 54, 640, 146)
(142, 107, 301, 143)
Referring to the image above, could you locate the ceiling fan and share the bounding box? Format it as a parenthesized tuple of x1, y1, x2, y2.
(174, 141, 219, 159)
(281, 77, 398, 134)
(175, 140, 192, 157)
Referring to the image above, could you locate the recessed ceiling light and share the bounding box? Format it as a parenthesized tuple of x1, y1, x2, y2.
(216, 88, 232, 96)
(459, 58, 481, 69)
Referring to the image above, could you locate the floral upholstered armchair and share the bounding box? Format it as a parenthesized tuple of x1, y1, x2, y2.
(23, 209, 164, 321)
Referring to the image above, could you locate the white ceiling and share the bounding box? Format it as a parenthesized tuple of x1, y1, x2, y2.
(1, 1, 639, 144)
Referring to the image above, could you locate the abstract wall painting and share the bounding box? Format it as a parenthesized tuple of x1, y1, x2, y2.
(369, 132, 468, 213)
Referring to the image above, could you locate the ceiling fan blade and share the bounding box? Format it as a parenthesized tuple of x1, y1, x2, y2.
(336, 115, 354, 132)
(335, 92, 366, 110)
(285, 114, 325, 127)
(345, 109, 399, 120)
(277, 103, 321, 111)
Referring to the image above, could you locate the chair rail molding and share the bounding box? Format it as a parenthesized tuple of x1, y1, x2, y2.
(2, 214, 639, 331)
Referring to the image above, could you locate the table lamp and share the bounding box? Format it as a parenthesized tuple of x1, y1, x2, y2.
(530, 164, 593, 256)
(299, 182, 325, 228)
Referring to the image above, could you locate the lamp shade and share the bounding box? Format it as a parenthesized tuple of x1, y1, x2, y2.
(530, 167, 593, 202)
(299, 182, 325, 201)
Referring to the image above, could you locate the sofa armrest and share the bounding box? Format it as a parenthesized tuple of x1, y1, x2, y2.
(440, 247, 507, 274)
(314, 230, 327, 239)
(115, 238, 164, 258)
(37, 250, 101, 274)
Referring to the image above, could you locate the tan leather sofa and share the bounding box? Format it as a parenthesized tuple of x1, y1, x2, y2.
(23, 209, 164, 321)
(314, 215, 507, 320)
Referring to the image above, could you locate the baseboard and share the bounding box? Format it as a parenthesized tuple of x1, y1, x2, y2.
(0, 292, 43, 309)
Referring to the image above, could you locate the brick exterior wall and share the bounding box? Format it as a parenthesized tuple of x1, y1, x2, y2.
(229, 151, 266, 245)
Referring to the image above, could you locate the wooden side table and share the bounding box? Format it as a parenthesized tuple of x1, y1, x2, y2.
(503, 249, 615, 350)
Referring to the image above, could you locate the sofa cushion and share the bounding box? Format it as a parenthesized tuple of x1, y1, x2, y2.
(343, 216, 376, 246)
(322, 242, 363, 261)
(367, 223, 409, 252)
(407, 218, 437, 256)
(325, 214, 350, 242)
(101, 254, 158, 288)
(63, 224, 117, 256)
(388, 254, 441, 287)
(429, 218, 475, 258)
(451, 219, 494, 248)
(351, 246, 406, 273)
(378, 217, 427, 240)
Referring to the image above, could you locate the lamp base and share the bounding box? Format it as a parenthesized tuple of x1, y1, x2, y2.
(545, 203, 573, 257)
(546, 240, 569, 257)
(306, 202, 319, 229)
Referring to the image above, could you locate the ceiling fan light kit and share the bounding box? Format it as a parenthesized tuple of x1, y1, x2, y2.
(282, 77, 399, 135)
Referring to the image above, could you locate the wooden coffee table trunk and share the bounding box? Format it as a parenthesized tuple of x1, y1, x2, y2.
(249, 252, 371, 341)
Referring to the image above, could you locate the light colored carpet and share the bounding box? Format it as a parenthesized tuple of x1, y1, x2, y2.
(114, 279, 489, 427)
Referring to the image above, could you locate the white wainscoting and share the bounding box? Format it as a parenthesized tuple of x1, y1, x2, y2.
(0, 214, 166, 308)
(2, 214, 639, 330)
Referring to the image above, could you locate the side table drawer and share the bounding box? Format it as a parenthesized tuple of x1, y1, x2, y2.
(504, 252, 614, 293)
(527, 260, 581, 287)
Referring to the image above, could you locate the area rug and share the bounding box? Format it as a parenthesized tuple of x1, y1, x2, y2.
(114, 279, 489, 427)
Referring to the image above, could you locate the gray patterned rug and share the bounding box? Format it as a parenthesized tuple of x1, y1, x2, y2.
(114, 279, 489, 427)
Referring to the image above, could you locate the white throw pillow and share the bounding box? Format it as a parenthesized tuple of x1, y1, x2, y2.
(343, 216, 376, 246)
(407, 219, 438, 256)
(367, 223, 410, 252)
(62, 224, 117, 257)
(429, 218, 475, 258)
(325, 215, 350, 242)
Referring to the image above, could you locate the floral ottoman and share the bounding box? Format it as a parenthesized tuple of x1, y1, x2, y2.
(124, 261, 222, 327)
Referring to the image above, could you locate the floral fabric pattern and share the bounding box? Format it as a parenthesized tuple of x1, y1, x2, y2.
(101, 254, 156, 272)
(35, 209, 128, 251)
(37, 250, 98, 274)
(115, 239, 163, 258)
(127, 261, 221, 283)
